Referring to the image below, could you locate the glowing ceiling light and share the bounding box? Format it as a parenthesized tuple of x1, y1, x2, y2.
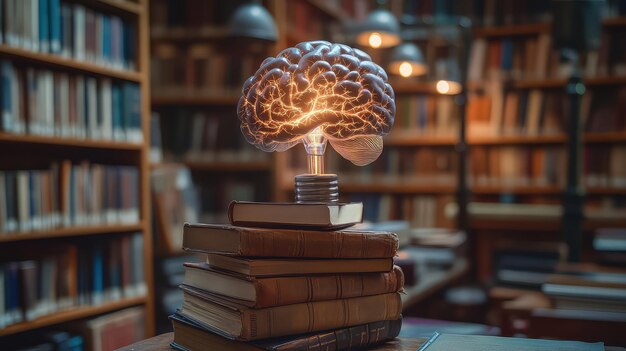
(436, 80, 450, 94)
(368, 32, 383, 48)
(399, 61, 413, 78)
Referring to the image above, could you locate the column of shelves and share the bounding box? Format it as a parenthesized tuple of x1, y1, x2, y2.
(0, 0, 154, 339)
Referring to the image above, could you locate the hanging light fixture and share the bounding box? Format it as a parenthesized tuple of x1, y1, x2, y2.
(228, 1, 278, 42)
(356, 2, 401, 49)
(389, 42, 427, 78)
(435, 57, 462, 95)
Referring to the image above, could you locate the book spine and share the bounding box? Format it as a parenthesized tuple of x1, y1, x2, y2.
(253, 266, 404, 308)
(237, 228, 398, 258)
(270, 319, 402, 351)
(241, 293, 402, 340)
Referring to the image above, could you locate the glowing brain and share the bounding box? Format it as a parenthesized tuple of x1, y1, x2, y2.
(237, 40, 395, 166)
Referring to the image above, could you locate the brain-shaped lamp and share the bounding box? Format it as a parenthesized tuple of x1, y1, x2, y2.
(237, 41, 396, 202)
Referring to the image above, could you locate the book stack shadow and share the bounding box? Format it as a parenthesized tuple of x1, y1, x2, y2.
(169, 201, 404, 350)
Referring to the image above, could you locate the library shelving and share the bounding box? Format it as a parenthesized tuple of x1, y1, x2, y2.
(0, 0, 154, 341)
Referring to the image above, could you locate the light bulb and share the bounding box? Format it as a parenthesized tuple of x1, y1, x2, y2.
(302, 126, 327, 175)
(368, 32, 382, 48)
(399, 61, 413, 77)
(436, 80, 450, 94)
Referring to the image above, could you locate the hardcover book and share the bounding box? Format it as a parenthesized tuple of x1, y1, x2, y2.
(170, 313, 402, 351)
(205, 254, 394, 277)
(183, 223, 399, 258)
(178, 285, 402, 341)
(228, 201, 363, 230)
(182, 263, 404, 308)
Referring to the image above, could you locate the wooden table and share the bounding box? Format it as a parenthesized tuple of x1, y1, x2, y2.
(117, 333, 427, 351)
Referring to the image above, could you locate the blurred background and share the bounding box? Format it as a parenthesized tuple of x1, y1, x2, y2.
(1, 0, 626, 349)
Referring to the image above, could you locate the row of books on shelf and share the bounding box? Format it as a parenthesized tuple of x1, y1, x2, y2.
(0, 60, 142, 142)
(468, 30, 626, 83)
(351, 193, 455, 229)
(0, 232, 145, 329)
(287, 0, 344, 42)
(470, 82, 626, 136)
(153, 111, 269, 163)
(468, 88, 568, 137)
(1, 307, 146, 350)
(471, 145, 626, 188)
(0, 0, 137, 70)
(470, 145, 565, 187)
(395, 95, 459, 136)
(151, 48, 261, 96)
(0, 162, 140, 235)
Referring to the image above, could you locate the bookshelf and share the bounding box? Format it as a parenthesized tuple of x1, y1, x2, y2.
(0, 0, 154, 342)
(466, 13, 626, 282)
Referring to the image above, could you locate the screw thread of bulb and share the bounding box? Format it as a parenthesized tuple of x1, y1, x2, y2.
(295, 174, 339, 203)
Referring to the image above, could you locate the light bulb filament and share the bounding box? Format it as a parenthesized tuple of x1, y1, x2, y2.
(303, 126, 326, 175)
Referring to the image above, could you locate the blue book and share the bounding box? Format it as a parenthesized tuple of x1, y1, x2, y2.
(49, 0, 61, 54)
(122, 83, 141, 142)
(1, 60, 13, 132)
(39, 0, 49, 52)
(28, 171, 36, 230)
(500, 39, 513, 72)
(123, 22, 136, 69)
(92, 242, 104, 304)
(4, 171, 17, 232)
(102, 15, 111, 64)
(111, 83, 123, 140)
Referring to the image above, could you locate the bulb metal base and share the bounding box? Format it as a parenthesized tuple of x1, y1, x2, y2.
(294, 174, 339, 203)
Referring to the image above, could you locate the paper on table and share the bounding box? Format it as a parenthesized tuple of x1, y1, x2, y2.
(416, 333, 603, 351)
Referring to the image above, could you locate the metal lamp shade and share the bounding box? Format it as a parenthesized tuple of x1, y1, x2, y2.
(229, 2, 278, 42)
(389, 43, 427, 77)
(356, 8, 402, 48)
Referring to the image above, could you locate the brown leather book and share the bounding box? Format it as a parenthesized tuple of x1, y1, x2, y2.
(183, 223, 399, 259)
(170, 313, 403, 351)
(206, 254, 394, 277)
(179, 285, 402, 341)
(182, 263, 404, 308)
(228, 201, 363, 230)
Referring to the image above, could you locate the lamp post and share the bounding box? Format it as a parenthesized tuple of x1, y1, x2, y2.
(551, 0, 604, 262)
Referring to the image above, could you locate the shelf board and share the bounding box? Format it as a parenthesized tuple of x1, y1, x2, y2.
(0, 296, 146, 337)
(92, 0, 142, 15)
(586, 187, 626, 195)
(584, 131, 626, 143)
(0, 45, 141, 82)
(471, 185, 562, 194)
(0, 133, 143, 151)
(603, 16, 626, 28)
(402, 258, 469, 309)
(151, 94, 240, 106)
(385, 133, 457, 146)
(341, 182, 456, 194)
(0, 223, 143, 243)
(468, 134, 567, 145)
(181, 160, 271, 171)
(392, 82, 440, 94)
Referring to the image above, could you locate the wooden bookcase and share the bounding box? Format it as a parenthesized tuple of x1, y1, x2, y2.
(0, 0, 154, 339)
(466, 17, 626, 281)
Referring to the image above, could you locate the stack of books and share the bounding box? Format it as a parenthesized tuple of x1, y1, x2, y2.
(169, 201, 404, 350)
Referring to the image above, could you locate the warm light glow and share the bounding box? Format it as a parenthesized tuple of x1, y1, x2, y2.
(238, 41, 395, 167)
(436, 80, 451, 94)
(368, 32, 382, 48)
(303, 126, 327, 174)
(399, 62, 413, 78)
